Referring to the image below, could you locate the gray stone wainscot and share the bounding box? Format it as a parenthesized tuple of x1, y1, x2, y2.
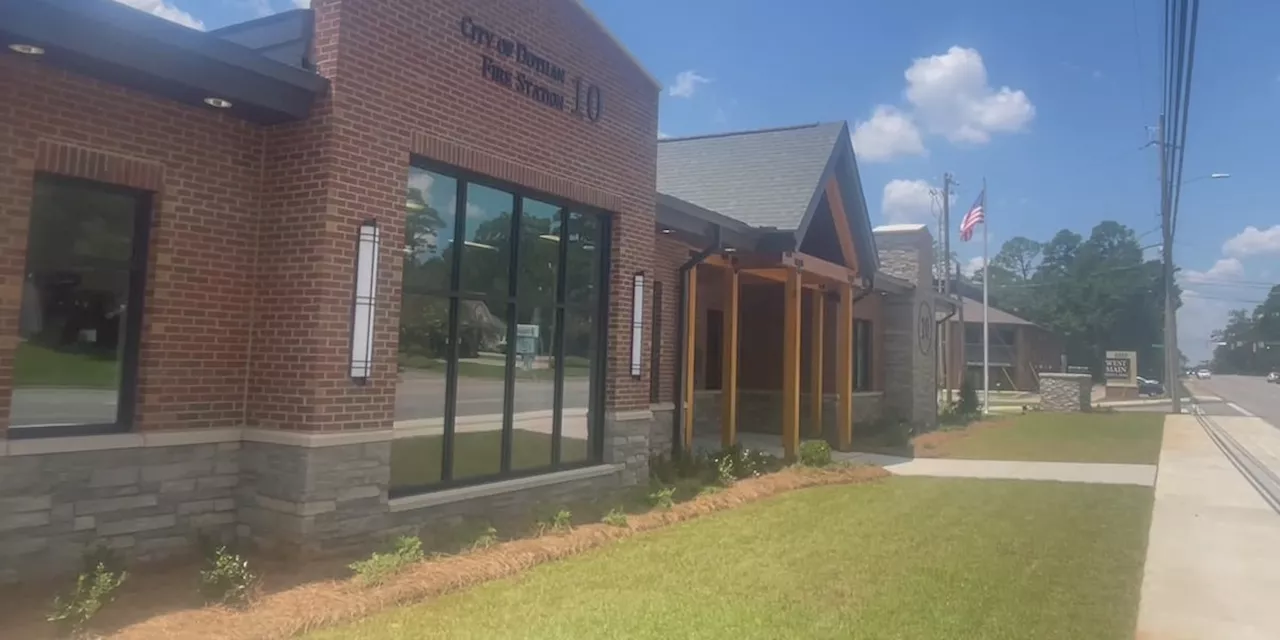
(0, 408, 657, 583)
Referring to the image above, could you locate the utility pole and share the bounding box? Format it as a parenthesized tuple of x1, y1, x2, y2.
(1158, 114, 1181, 413)
(942, 173, 955, 405)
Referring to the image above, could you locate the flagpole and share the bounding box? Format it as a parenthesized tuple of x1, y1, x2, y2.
(981, 179, 990, 415)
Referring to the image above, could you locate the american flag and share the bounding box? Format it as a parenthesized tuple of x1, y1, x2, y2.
(959, 190, 985, 242)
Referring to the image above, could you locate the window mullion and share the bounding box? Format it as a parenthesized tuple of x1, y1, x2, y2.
(499, 197, 523, 474)
(440, 177, 468, 483)
(550, 207, 570, 466)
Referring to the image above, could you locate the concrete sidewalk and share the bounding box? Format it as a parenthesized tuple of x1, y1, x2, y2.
(835, 452, 1157, 486)
(1136, 415, 1280, 639)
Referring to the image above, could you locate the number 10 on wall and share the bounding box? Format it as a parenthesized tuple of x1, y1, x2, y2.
(571, 77, 602, 122)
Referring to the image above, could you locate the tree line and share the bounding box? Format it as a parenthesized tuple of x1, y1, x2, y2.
(1209, 286, 1280, 375)
(958, 221, 1176, 381)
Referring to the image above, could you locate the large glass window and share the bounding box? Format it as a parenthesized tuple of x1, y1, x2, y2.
(392, 164, 609, 495)
(9, 176, 150, 436)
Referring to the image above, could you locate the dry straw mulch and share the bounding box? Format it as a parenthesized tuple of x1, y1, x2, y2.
(104, 464, 887, 640)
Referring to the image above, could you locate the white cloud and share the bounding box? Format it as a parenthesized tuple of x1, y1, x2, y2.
(667, 70, 710, 98)
(658, 131, 670, 139)
(903, 46, 1035, 144)
(112, 0, 204, 30)
(1181, 258, 1244, 285)
(852, 105, 926, 162)
(962, 256, 985, 277)
(294, 0, 312, 6)
(1222, 225, 1280, 258)
(881, 179, 938, 225)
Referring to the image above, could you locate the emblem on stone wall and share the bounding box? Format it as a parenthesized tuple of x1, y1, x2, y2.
(917, 301, 933, 356)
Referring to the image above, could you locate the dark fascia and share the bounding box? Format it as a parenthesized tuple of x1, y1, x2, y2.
(656, 193, 761, 250)
(0, 0, 328, 124)
(792, 123, 881, 277)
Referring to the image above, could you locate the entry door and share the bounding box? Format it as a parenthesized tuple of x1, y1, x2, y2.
(705, 309, 723, 390)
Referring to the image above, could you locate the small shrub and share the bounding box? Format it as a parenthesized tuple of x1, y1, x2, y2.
(348, 535, 424, 586)
(471, 526, 499, 550)
(715, 454, 736, 486)
(48, 562, 128, 635)
(537, 509, 573, 535)
(601, 508, 628, 527)
(707, 445, 783, 481)
(198, 546, 256, 607)
(648, 485, 676, 510)
(798, 440, 833, 467)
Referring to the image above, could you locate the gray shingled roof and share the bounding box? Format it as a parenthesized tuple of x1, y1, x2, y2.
(657, 122, 846, 230)
(940, 296, 1037, 326)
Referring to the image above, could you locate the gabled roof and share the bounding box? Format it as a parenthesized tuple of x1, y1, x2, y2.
(658, 123, 843, 230)
(656, 121, 878, 276)
(946, 297, 1037, 326)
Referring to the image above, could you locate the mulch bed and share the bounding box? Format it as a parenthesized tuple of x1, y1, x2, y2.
(4, 465, 888, 640)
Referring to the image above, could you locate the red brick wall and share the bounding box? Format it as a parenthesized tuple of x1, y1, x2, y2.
(0, 57, 264, 437)
(0, 0, 658, 436)
(292, 0, 659, 426)
(651, 233, 692, 404)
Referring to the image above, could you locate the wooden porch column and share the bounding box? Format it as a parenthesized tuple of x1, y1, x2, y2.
(808, 290, 824, 437)
(721, 267, 740, 448)
(682, 265, 699, 453)
(835, 283, 854, 450)
(781, 267, 802, 460)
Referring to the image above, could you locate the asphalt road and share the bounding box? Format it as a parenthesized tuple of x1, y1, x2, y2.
(1189, 374, 1280, 425)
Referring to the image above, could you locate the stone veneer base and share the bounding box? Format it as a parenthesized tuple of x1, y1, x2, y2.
(0, 410, 655, 583)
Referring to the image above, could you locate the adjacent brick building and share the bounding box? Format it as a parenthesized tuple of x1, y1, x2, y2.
(0, 0, 946, 582)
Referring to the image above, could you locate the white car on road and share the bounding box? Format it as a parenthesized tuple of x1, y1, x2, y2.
(1196, 369, 1212, 380)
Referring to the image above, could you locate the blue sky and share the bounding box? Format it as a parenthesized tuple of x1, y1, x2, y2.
(120, 0, 1280, 361)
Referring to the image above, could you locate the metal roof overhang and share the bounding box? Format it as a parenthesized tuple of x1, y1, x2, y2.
(0, 0, 328, 125)
(656, 193, 761, 250)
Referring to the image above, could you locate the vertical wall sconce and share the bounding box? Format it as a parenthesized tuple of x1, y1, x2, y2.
(350, 220, 381, 382)
(630, 272, 645, 378)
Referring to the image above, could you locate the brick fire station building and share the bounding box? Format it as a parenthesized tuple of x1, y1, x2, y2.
(0, 0, 944, 581)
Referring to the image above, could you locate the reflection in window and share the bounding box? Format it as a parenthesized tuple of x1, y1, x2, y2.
(459, 183, 513, 297)
(563, 212, 600, 307)
(404, 168, 457, 293)
(391, 164, 608, 494)
(510, 199, 561, 472)
(559, 309, 594, 464)
(10, 177, 148, 431)
(451, 298, 507, 481)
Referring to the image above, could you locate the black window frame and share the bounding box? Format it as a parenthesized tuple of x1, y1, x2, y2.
(8, 174, 153, 440)
(392, 157, 611, 497)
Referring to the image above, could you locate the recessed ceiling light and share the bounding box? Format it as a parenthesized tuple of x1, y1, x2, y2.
(8, 44, 44, 56)
(203, 97, 233, 109)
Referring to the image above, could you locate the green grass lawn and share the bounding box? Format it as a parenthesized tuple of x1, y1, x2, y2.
(11, 341, 119, 389)
(308, 476, 1153, 640)
(908, 412, 1165, 464)
(391, 430, 589, 490)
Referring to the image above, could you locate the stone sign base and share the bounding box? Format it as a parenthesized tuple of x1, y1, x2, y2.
(1105, 385, 1139, 400)
(1040, 373, 1093, 412)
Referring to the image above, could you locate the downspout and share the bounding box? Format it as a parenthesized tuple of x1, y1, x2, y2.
(934, 296, 959, 413)
(673, 226, 722, 458)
